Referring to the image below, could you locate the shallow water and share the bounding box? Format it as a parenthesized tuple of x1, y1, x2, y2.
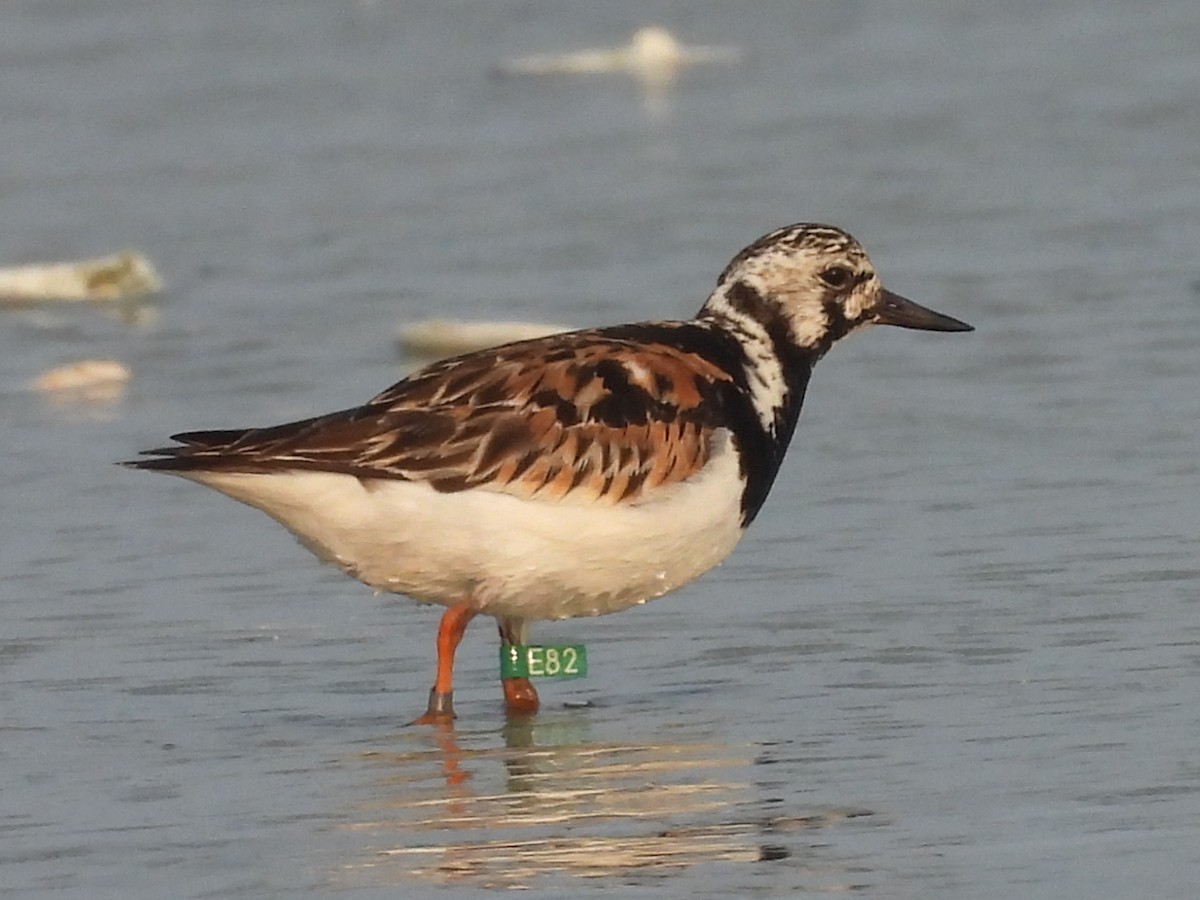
(3, 1, 1200, 897)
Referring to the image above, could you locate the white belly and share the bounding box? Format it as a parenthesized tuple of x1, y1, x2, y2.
(179, 433, 747, 621)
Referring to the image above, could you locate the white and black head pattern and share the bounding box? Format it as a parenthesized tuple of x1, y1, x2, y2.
(692, 223, 882, 462)
(695, 223, 972, 519)
(708, 223, 886, 355)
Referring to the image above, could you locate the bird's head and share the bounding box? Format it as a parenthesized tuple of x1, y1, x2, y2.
(704, 223, 972, 356)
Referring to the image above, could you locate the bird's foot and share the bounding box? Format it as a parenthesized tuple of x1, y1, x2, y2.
(410, 688, 455, 725)
(502, 677, 539, 716)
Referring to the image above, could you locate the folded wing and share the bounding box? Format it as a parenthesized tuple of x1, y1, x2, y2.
(133, 327, 738, 506)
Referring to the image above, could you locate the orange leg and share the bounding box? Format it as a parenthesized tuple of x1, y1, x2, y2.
(498, 617, 539, 717)
(502, 677, 540, 716)
(411, 602, 477, 725)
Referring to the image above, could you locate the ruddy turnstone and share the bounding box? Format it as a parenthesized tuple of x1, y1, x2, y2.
(129, 223, 972, 722)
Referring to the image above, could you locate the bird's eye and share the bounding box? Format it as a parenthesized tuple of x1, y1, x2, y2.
(819, 266, 852, 289)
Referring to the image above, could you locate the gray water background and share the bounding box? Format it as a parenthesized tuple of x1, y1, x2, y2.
(3, 1, 1199, 897)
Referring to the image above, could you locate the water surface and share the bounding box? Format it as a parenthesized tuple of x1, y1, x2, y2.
(3, 1, 1199, 897)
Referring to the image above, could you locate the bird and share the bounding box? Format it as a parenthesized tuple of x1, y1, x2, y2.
(128, 223, 972, 723)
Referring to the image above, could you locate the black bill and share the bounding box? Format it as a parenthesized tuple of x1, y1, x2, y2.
(875, 289, 973, 332)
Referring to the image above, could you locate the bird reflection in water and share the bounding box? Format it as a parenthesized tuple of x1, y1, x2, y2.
(342, 715, 871, 889)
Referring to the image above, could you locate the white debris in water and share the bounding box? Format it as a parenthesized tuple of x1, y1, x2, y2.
(397, 319, 571, 358)
(0, 251, 163, 302)
(495, 26, 741, 80)
(33, 359, 131, 394)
